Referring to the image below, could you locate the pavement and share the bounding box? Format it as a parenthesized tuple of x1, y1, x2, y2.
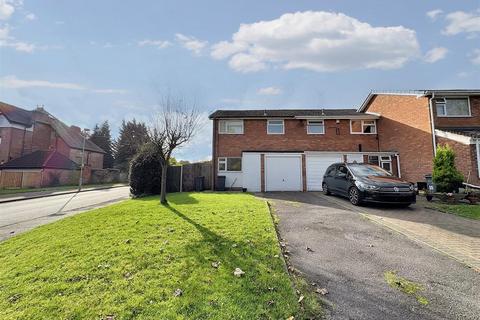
(0, 186, 131, 241)
(261, 192, 480, 320)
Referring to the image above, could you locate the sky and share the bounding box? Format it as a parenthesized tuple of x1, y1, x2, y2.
(0, 0, 479, 161)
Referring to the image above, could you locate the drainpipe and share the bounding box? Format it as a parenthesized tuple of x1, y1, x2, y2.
(396, 153, 401, 178)
(428, 92, 437, 155)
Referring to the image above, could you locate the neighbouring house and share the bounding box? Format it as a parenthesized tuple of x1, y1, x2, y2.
(0, 102, 105, 188)
(209, 89, 480, 192)
(359, 90, 480, 186)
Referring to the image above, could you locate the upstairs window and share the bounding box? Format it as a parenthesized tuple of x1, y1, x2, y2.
(350, 120, 376, 134)
(267, 120, 284, 134)
(219, 120, 243, 134)
(307, 120, 325, 134)
(218, 157, 242, 172)
(435, 98, 470, 117)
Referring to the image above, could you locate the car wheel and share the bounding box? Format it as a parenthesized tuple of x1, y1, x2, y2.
(322, 183, 331, 195)
(348, 187, 361, 206)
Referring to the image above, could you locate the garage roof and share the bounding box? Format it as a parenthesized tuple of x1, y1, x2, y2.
(0, 150, 80, 170)
(209, 109, 379, 119)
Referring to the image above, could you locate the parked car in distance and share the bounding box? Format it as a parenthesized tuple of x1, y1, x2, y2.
(322, 163, 416, 206)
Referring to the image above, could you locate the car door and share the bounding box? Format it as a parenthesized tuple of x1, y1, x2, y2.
(322, 164, 337, 190)
(332, 165, 350, 195)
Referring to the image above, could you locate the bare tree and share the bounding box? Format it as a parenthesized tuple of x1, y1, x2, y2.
(149, 95, 201, 204)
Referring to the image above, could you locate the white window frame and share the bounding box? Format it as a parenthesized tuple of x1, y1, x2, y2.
(350, 120, 377, 135)
(218, 120, 244, 134)
(380, 156, 392, 173)
(435, 97, 471, 118)
(267, 119, 284, 135)
(218, 157, 242, 172)
(307, 120, 325, 135)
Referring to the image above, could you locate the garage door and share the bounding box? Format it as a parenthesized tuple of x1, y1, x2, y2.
(306, 154, 343, 191)
(265, 155, 302, 191)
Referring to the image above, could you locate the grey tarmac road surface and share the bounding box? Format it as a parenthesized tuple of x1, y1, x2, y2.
(261, 192, 480, 320)
(0, 186, 130, 241)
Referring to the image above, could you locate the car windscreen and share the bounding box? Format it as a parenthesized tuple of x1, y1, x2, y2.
(348, 164, 392, 177)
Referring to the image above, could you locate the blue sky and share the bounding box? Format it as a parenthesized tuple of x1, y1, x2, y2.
(1, 0, 479, 161)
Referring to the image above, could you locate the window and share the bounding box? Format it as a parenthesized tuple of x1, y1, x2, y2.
(219, 120, 244, 134)
(218, 157, 242, 172)
(435, 98, 470, 117)
(267, 120, 284, 134)
(350, 120, 376, 134)
(325, 165, 336, 177)
(307, 120, 325, 134)
(368, 155, 392, 173)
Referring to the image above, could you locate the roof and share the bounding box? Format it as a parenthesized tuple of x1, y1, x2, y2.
(358, 89, 480, 112)
(437, 127, 480, 138)
(48, 116, 105, 153)
(0, 150, 80, 170)
(0, 102, 34, 126)
(209, 109, 379, 119)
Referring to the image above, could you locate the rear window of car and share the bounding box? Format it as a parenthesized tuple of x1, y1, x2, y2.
(348, 164, 391, 177)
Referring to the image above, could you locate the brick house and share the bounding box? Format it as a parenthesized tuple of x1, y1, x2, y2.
(359, 90, 480, 185)
(209, 109, 399, 192)
(209, 89, 480, 192)
(0, 102, 105, 188)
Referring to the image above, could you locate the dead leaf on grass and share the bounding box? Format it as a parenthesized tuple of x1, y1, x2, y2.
(316, 288, 329, 295)
(211, 261, 221, 268)
(298, 295, 304, 303)
(233, 268, 245, 277)
(174, 288, 183, 297)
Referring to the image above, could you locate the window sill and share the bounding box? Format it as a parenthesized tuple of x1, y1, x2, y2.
(218, 132, 244, 135)
(350, 132, 377, 135)
(436, 115, 472, 118)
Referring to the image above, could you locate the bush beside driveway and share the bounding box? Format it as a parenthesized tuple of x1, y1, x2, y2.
(264, 192, 480, 320)
(0, 192, 319, 319)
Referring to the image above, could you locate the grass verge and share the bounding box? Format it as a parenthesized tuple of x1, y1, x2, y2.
(0, 192, 311, 319)
(426, 202, 480, 220)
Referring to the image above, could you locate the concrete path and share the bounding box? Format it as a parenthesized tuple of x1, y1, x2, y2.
(0, 186, 130, 241)
(261, 192, 479, 320)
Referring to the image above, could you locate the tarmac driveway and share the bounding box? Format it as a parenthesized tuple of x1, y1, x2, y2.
(262, 192, 480, 320)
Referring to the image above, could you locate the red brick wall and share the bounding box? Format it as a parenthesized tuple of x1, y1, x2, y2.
(436, 136, 479, 185)
(215, 119, 379, 157)
(41, 169, 80, 187)
(0, 127, 12, 163)
(365, 95, 433, 183)
(69, 148, 104, 169)
(433, 96, 480, 128)
(32, 122, 54, 152)
(0, 127, 32, 162)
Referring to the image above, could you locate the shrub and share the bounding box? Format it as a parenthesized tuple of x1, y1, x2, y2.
(432, 145, 464, 192)
(129, 142, 162, 196)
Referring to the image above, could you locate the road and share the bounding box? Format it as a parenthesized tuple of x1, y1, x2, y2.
(0, 186, 130, 241)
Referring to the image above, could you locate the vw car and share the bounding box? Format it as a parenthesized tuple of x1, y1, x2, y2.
(322, 163, 416, 206)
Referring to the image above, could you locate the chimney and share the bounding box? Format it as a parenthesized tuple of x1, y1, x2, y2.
(70, 125, 81, 134)
(36, 104, 46, 113)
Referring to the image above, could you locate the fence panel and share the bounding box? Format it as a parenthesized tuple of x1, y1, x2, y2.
(181, 162, 212, 191)
(167, 166, 182, 192)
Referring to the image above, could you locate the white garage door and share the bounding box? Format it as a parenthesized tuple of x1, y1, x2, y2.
(306, 154, 343, 191)
(265, 155, 302, 191)
(346, 154, 364, 163)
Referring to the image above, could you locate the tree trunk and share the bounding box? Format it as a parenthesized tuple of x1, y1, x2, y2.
(160, 163, 168, 204)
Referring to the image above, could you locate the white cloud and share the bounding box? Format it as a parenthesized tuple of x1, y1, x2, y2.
(470, 49, 480, 65)
(211, 11, 420, 73)
(175, 33, 208, 55)
(0, 75, 86, 90)
(0, 25, 36, 52)
(426, 9, 443, 20)
(103, 42, 113, 48)
(443, 10, 480, 36)
(25, 12, 35, 20)
(423, 47, 448, 63)
(0, 75, 127, 93)
(137, 39, 171, 49)
(257, 86, 282, 95)
(0, 0, 15, 20)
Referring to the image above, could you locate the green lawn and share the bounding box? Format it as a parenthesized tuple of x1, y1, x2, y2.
(0, 193, 319, 319)
(0, 183, 126, 196)
(428, 202, 480, 220)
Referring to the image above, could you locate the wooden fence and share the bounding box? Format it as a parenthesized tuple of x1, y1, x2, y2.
(167, 161, 212, 192)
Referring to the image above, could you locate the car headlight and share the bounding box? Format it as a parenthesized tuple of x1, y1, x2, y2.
(355, 181, 380, 191)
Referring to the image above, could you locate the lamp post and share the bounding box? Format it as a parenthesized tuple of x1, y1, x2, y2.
(78, 128, 90, 191)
